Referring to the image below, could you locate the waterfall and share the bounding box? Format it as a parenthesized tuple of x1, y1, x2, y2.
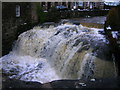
(1, 23, 112, 84)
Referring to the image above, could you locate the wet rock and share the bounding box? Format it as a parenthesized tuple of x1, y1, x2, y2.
(3, 68, 19, 76)
(78, 82, 86, 87)
(82, 40, 89, 46)
(49, 77, 120, 88)
(90, 78, 95, 82)
(37, 63, 43, 68)
(2, 77, 42, 88)
(73, 39, 81, 47)
(9, 68, 19, 74)
(60, 19, 71, 25)
(2, 76, 120, 89)
(98, 30, 106, 35)
(50, 80, 78, 88)
(41, 22, 56, 28)
(54, 31, 61, 35)
(77, 45, 90, 53)
(72, 21, 80, 25)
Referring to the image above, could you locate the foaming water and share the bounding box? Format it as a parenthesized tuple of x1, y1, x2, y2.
(1, 24, 114, 83)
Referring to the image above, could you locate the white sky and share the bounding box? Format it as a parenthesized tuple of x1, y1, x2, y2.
(1, 0, 120, 3)
(104, 0, 120, 2)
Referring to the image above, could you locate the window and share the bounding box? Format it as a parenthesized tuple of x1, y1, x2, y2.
(78, 2, 83, 6)
(62, 2, 66, 6)
(90, 3, 93, 9)
(55, 2, 58, 6)
(74, 2, 76, 6)
(16, 5, 20, 17)
(94, 2, 96, 7)
(86, 2, 89, 7)
(73, 2, 77, 9)
(42, 2, 45, 6)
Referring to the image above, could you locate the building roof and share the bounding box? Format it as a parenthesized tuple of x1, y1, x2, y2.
(104, 0, 120, 6)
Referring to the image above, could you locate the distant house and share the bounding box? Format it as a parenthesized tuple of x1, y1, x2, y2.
(39, 2, 105, 11)
(2, 2, 40, 55)
(82, 2, 104, 9)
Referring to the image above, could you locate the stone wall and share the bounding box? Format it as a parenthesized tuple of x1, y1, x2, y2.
(58, 10, 109, 19)
(44, 9, 108, 23)
(2, 2, 39, 55)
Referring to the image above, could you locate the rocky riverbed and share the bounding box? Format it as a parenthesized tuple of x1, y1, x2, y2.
(1, 16, 119, 89)
(2, 75, 120, 89)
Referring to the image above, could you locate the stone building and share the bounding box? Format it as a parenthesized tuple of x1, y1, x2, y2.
(78, 2, 104, 9)
(40, 2, 105, 11)
(2, 2, 40, 55)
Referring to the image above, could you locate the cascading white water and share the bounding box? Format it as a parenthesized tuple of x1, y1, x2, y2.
(1, 23, 112, 84)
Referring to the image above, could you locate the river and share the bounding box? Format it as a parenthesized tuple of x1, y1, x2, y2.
(0, 16, 117, 84)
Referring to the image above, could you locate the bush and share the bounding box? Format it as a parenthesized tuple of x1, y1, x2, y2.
(106, 7, 120, 30)
(37, 5, 48, 24)
(46, 6, 60, 22)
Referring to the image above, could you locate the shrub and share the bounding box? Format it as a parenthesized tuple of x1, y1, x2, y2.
(37, 5, 48, 24)
(106, 7, 120, 30)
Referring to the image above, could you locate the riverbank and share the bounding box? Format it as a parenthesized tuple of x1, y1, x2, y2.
(2, 75, 120, 89)
(68, 16, 106, 28)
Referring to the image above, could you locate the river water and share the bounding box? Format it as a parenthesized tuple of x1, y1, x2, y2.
(0, 22, 116, 84)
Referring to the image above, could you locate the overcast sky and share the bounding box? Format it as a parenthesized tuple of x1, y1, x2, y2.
(1, 0, 120, 2)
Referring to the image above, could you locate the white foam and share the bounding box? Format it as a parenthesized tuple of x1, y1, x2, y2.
(1, 53, 60, 83)
(1, 24, 106, 83)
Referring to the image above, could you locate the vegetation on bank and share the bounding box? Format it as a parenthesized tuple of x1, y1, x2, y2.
(106, 7, 120, 30)
(37, 5, 60, 24)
